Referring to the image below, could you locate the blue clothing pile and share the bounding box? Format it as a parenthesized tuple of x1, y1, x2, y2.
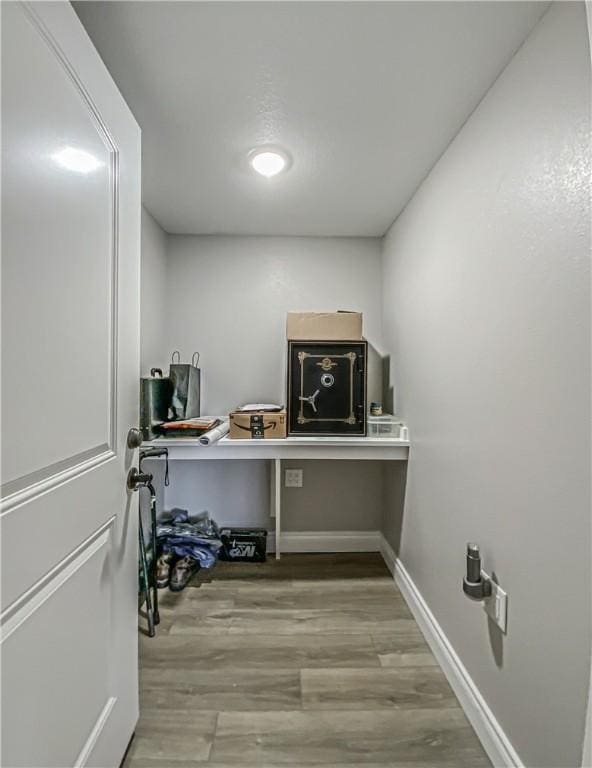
(156, 508, 222, 569)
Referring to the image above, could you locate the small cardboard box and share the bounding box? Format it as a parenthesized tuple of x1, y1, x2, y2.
(229, 409, 287, 439)
(286, 311, 363, 340)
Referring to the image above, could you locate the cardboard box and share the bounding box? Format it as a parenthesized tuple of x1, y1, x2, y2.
(286, 311, 363, 341)
(229, 409, 287, 439)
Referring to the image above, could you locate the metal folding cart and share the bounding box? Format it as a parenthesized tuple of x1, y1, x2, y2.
(128, 446, 169, 637)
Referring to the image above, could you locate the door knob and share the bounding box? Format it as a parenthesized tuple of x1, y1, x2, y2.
(127, 467, 153, 491)
(127, 427, 143, 449)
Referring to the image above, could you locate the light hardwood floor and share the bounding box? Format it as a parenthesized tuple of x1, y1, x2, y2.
(124, 553, 491, 767)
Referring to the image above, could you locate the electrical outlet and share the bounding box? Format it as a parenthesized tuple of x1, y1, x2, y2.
(483, 575, 507, 633)
(285, 469, 303, 488)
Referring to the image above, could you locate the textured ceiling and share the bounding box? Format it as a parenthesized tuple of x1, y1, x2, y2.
(74, 1, 548, 236)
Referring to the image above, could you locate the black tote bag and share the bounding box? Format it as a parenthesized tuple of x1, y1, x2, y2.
(169, 351, 201, 419)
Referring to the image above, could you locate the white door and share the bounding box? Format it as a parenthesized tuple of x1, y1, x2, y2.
(1, 2, 141, 766)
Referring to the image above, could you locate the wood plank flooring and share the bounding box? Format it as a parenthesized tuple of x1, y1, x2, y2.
(124, 553, 491, 767)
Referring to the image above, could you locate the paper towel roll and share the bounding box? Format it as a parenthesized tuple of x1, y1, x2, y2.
(199, 420, 229, 446)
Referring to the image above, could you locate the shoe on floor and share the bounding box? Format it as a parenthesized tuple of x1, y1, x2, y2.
(156, 550, 175, 589)
(169, 556, 199, 592)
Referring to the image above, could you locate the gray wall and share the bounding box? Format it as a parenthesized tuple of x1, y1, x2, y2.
(164, 459, 383, 533)
(582, 9, 592, 763)
(139, 207, 170, 524)
(140, 207, 169, 376)
(381, 4, 591, 767)
(160, 235, 385, 531)
(165, 235, 384, 414)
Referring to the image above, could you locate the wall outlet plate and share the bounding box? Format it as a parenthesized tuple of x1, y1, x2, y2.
(482, 570, 508, 633)
(285, 469, 303, 488)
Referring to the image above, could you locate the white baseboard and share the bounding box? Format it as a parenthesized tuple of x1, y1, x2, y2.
(267, 530, 382, 553)
(379, 534, 523, 768)
(378, 534, 397, 575)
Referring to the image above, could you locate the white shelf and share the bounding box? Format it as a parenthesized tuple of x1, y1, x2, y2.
(141, 433, 410, 559)
(141, 434, 409, 461)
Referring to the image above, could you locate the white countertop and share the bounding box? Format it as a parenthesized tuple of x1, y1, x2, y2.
(141, 434, 409, 461)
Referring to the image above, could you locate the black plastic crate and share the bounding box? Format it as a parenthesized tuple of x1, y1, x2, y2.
(219, 527, 267, 562)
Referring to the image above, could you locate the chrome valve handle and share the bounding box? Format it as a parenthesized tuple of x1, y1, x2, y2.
(299, 389, 320, 413)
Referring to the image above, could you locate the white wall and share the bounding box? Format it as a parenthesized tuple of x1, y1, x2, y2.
(140, 207, 168, 375)
(381, 4, 591, 767)
(162, 235, 385, 531)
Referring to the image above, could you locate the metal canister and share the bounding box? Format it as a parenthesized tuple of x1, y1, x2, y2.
(140, 368, 173, 440)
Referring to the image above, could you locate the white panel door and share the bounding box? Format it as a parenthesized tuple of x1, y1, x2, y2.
(1, 2, 141, 766)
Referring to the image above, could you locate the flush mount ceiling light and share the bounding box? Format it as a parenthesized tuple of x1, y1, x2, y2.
(51, 146, 103, 174)
(249, 147, 290, 178)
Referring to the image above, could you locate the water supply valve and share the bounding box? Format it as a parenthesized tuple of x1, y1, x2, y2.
(462, 543, 492, 600)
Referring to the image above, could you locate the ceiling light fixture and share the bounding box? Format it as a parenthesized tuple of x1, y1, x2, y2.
(249, 147, 290, 178)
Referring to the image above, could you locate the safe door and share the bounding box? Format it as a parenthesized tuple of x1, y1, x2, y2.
(287, 341, 367, 436)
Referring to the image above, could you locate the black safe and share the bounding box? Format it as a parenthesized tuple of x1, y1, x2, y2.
(287, 341, 367, 436)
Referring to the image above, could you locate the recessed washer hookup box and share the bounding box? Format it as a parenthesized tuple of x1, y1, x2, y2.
(286, 311, 363, 341)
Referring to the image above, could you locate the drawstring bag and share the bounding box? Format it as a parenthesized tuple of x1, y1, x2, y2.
(169, 351, 201, 420)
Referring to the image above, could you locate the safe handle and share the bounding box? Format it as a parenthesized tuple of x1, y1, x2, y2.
(299, 389, 320, 413)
